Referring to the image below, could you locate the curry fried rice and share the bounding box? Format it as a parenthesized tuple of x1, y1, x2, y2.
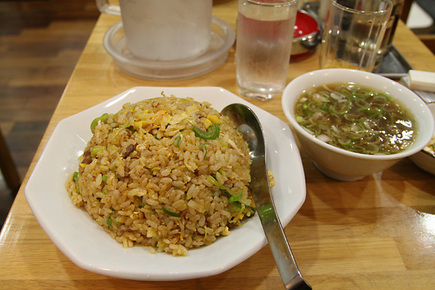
(65, 95, 255, 256)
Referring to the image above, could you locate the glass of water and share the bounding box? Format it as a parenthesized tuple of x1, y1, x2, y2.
(374, 0, 405, 69)
(236, 0, 298, 100)
(320, 0, 393, 72)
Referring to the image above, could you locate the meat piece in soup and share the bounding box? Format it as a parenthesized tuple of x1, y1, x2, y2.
(294, 82, 416, 155)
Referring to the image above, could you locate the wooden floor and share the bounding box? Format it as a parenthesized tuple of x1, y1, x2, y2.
(0, 0, 99, 228)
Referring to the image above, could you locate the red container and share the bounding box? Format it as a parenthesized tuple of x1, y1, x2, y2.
(291, 10, 321, 59)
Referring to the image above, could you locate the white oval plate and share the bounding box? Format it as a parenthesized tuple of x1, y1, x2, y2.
(25, 87, 306, 281)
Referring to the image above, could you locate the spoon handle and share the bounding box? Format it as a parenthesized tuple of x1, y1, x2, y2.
(268, 224, 310, 289)
(251, 160, 311, 290)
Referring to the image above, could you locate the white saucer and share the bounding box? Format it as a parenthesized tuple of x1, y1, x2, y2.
(103, 17, 235, 80)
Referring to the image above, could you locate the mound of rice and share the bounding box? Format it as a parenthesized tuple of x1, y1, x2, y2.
(66, 95, 255, 256)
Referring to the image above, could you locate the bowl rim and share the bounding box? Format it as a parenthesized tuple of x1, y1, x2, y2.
(282, 68, 435, 160)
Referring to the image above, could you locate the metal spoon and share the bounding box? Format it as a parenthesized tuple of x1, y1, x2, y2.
(222, 103, 311, 290)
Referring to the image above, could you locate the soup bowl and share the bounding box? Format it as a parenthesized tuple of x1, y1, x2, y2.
(282, 69, 434, 181)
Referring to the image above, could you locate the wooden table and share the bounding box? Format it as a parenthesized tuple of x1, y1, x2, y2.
(1, 1, 435, 289)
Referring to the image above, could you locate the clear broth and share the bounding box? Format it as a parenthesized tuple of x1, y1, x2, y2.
(295, 82, 416, 155)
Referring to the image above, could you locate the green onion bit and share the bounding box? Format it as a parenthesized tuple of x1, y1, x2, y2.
(258, 203, 274, 223)
(193, 123, 220, 140)
(72, 171, 79, 183)
(102, 174, 108, 185)
(207, 175, 256, 215)
(90, 113, 109, 134)
(90, 146, 106, 156)
(162, 206, 180, 217)
(106, 216, 112, 227)
(174, 135, 181, 147)
(229, 190, 243, 203)
(199, 143, 207, 158)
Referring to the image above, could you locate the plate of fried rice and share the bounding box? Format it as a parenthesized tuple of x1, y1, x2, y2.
(25, 87, 306, 281)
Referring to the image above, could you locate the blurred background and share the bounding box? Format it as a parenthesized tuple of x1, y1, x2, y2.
(0, 0, 99, 227)
(0, 0, 434, 229)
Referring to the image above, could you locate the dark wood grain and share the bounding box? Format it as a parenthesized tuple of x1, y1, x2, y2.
(0, 1, 434, 288)
(0, 0, 98, 227)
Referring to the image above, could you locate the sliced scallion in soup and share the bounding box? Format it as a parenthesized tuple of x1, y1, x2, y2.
(295, 82, 416, 155)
